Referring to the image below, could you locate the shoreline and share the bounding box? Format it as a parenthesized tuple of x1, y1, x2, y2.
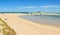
(20, 15, 60, 28)
(0, 14, 60, 35)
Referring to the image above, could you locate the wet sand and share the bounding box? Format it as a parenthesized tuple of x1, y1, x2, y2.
(0, 14, 60, 35)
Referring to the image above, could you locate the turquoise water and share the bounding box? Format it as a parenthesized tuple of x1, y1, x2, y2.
(20, 15, 60, 26)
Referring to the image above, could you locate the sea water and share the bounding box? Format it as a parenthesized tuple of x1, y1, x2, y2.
(20, 15, 60, 27)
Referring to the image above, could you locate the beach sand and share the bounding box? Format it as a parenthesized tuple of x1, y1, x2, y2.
(0, 14, 60, 35)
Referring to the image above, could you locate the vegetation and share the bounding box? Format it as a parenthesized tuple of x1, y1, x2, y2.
(0, 18, 16, 35)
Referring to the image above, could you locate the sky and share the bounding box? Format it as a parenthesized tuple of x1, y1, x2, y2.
(0, 0, 60, 12)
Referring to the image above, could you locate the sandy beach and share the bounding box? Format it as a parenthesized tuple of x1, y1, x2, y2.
(0, 14, 60, 35)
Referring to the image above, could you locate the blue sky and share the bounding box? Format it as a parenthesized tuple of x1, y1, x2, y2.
(0, 0, 60, 12)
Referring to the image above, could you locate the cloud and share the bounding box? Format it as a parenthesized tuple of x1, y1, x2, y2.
(0, 8, 11, 12)
(1, 5, 59, 12)
(23, 6, 37, 8)
(39, 5, 60, 12)
(15, 5, 60, 12)
(17, 6, 37, 9)
(40, 5, 60, 8)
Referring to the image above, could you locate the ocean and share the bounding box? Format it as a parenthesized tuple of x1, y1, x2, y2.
(20, 15, 60, 27)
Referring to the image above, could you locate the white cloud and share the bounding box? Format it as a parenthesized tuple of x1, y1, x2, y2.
(40, 5, 60, 8)
(0, 8, 11, 12)
(24, 6, 37, 8)
(17, 6, 37, 9)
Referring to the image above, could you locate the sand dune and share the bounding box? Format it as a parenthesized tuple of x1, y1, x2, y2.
(0, 14, 60, 35)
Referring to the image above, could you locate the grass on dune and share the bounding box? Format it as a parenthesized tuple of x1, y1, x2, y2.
(0, 18, 16, 35)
